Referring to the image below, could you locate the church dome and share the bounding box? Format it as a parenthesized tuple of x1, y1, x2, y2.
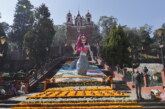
(67, 11, 72, 17)
(86, 11, 91, 17)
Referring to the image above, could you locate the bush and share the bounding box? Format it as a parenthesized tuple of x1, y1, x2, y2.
(2, 73, 10, 77)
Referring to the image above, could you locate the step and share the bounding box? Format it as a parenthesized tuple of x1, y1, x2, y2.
(139, 101, 165, 106)
(113, 80, 126, 84)
(37, 82, 44, 92)
(11, 105, 143, 109)
(143, 106, 165, 109)
(0, 100, 19, 108)
(0, 103, 16, 108)
(15, 101, 139, 106)
(0, 100, 20, 104)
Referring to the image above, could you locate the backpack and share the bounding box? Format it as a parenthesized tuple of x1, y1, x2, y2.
(136, 73, 141, 83)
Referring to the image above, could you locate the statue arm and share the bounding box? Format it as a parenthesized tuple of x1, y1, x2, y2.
(88, 44, 95, 63)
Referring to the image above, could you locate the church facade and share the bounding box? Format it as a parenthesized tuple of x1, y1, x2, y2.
(66, 11, 93, 45)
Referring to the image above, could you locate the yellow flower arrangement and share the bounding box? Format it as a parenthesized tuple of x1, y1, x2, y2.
(17, 101, 138, 106)
(75, 91, 84, 97)
(11, 105, 143, 109)
(56, 91, 69, 97)
(67, 90, 75, 97)
(49, 91, 61, 98)
(28, 87, 130, 98)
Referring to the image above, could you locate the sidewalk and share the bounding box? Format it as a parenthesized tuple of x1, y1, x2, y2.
(0, 92, 39, 109)
(128, 90, 151, 100)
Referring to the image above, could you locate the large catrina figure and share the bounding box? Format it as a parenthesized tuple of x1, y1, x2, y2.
(75, 34, 95, 75)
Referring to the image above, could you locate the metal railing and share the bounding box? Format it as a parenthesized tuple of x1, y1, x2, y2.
(148, 74, 162, 86)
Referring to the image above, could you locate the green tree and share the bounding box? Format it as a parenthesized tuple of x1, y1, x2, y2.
(0, 23, 6, 37)
(101, 25, 131, 67)
(124, 24, 152, 56)
(11, 0, 33, 50)
(52, 25, 66, 46)
(139, 24, 152, 48)
(153, 23, 165, 47)
(24, 4, 55, 64)
(1, 22, 10, 35)
(91, 23, 101, 45)
(52, 25, 66, 55)
(124, 27, 141, 48)
(98, 16, 117, 38)
(0, 22, 8, 57)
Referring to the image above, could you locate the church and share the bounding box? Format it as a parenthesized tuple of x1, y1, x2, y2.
(66, 11, 93, 46)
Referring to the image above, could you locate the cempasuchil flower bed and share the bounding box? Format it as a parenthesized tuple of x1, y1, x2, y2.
(11, 105, 143, 109)
(27, 87, 129, 99)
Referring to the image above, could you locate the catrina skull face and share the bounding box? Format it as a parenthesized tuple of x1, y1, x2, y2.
(81, 35, 87, 44)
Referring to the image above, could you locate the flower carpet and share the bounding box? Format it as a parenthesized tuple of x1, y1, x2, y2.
(27, 87, 129, 99)
(11, 60, 143, 109)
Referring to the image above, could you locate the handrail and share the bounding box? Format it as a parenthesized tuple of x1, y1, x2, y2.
(28, 57, 66, 91)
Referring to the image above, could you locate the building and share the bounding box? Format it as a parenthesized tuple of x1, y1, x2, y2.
(66, 11, 93, 46)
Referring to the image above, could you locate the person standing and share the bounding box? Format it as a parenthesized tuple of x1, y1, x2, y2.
(11, 83, 18, 96)
(132, 69, 144, 100)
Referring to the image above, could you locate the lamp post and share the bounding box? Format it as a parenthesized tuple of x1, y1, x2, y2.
(143, 66, 148, 74)
(143, 66, 149, 87)
(128, 47, 135, 73)
(0, 36, 7, 57)
(156, 28, 165, 69)
(45, 47, 49, 61)
(25, 48, 30, 60)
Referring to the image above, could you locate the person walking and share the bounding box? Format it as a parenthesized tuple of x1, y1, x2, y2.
(132, 69, 144, 100)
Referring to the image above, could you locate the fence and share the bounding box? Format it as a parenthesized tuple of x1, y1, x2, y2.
(117, 67, 163, 87)
(148, 73, 162, 87)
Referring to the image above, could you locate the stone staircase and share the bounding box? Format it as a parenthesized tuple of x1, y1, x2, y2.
(3, 60, 165, 109)
(0, 100, 19, 109)
(139, 100, 165, 109)
(0, 92, 38, 109)
(2, 99, 165, 109)
(113, 80, 130, 91)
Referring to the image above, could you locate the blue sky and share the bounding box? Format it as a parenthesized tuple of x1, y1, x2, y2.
(0, 0, 165, 35)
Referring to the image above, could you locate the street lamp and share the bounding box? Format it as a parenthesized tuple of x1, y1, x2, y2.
(143, 66, 148, 74)
(0, 36, 7, 57)
(156, 28, 165, 69)
(45, 47, 49, 61)
(25, 48, 30, 60)
(128, 47, 134, 73)
(0, 36, 7, 45)
(45, 47, 49, 52)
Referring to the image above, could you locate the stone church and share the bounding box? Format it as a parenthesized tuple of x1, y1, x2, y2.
(66, 11, 93, 46)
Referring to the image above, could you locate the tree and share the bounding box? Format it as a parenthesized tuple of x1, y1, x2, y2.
(52, 25, 66, 46)
(124, 27, 141, 48)
(24, 4, 55, 64)
(153, 23, 165, 46)
(11, 0, 33, 50)
(0, 23, 6, 37)
(0, 22, 8, 58)
(139, 24, 152, 48)
(124, 24, 152, 55)
(101, 25, 131, 68)
(1, 22, 10, 35)
(98, 16, 117, 38)
(52, 25, 66, 55)
(91, 23, 101, 45)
